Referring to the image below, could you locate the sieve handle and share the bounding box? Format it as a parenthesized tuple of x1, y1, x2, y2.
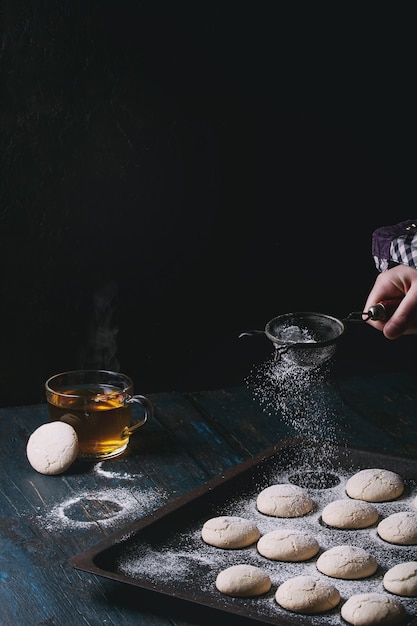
(238, 330, 265, 338)
(366, 297, 403, 322)
(345, 297, 403, 322)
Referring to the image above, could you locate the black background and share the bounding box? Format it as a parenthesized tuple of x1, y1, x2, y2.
(1, 1, 417, 406)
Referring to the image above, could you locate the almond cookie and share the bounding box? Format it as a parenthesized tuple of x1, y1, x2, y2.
(26, 421, 79, 475)
(275, 575, 340, 614)
(341, 592, 406, 625)
(383, 561, 417, 596)
(345, 468, 404, 502)
(257, 529, 319, 562)
(378, 511, 417, 545)
(321, 498, 379, 529)
(256, 483, 313, 517)
(316, 545, 377, 580)
(215, 564, 271, 597)
(201, 516, 260, 548)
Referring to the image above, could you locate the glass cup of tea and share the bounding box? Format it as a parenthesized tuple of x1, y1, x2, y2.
(45, 370, 153, 460)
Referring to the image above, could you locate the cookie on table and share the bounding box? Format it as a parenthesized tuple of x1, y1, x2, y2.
(26, 421, 79, 475)
(201, 516, 260, 549)
(345, 468, 404, 502)
(256, 483, 313, 517)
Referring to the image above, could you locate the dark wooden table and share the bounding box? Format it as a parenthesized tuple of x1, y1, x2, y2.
(2, 369, 417, 625)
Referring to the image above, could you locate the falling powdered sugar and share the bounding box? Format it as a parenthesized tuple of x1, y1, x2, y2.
(245, 319, 345, 471)
(247, 356, 338, 446)
(245, 320, 362, 499)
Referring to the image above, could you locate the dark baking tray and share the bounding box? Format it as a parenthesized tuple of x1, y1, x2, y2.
(70, 438, 417, 625)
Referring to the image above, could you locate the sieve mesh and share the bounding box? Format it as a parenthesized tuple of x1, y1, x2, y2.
(265, 312, 345, 367)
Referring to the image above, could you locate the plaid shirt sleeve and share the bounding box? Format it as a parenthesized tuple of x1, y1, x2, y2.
(372, 220, 417, 271)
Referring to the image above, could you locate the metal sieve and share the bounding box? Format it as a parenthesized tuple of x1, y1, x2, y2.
(240, 312, 345, 367)
(239, 298, 402, 367)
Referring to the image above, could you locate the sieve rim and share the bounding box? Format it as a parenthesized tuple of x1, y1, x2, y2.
(264, 311, 345, 349)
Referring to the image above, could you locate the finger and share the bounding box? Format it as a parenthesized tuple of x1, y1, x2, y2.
(383, 291, 417, 338)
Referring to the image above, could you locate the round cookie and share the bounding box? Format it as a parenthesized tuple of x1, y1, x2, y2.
(201, 516, 260, 549)
(382, 561, 417, 598)
(257, 529, 319, 562)
(378, 511, 417, 545)
(341, 592, 406, 625)
(215, 564, 271, 597)
(345, 468, 404, 502)
(275, 575, 340, 614)
(321, 498, 379, 529)
(384, 561, 417, 596)
(256, 483, 313, 517)
(26, 422, 79, 475)
(316, 545, 377, 580)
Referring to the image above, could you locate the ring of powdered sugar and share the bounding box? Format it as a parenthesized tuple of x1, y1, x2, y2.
(215, 564, 271, 597)
(201, 516, 260, 548)
(383, 561, 417, 596)
(341, 592, 406, 625)
(256, 483, 313, 517)
(321, 498, 379, 529)
(316, 544, 378, 579)
(257, 528, 319, 562)
(345, 468, 404, 502)
(275, 575, 341, 614)
(377, 511, 417, 545)
(26, 422, 79, 475)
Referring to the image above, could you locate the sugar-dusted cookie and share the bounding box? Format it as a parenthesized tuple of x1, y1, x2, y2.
(275, 575, 340, 614)
(345, 468, 404, 502)
(256, 483, 313, 517)
(321, 498, 379, 529)
(257, 529, 319, 562)
(26, 421, 79, 475)
(341, 592, 406, 625)
(215, 564, 271, 597)
(201, 516, 260, 548)
(316, 545, 377, 580)
(378, 511, 417, 545)
(383, 561, 417, 596)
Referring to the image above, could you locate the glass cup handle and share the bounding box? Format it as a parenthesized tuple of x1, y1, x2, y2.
(123, 394, 154, 437)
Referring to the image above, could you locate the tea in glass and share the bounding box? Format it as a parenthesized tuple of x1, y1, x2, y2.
(45, 370, 153, 459)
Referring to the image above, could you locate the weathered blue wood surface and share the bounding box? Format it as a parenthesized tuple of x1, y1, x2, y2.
(1, 372, 417, 625)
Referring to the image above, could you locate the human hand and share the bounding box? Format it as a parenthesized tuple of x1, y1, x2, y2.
(364, 264, 417, 338)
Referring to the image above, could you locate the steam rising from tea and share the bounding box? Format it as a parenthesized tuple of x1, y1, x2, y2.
(79, 281, 120, 371)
